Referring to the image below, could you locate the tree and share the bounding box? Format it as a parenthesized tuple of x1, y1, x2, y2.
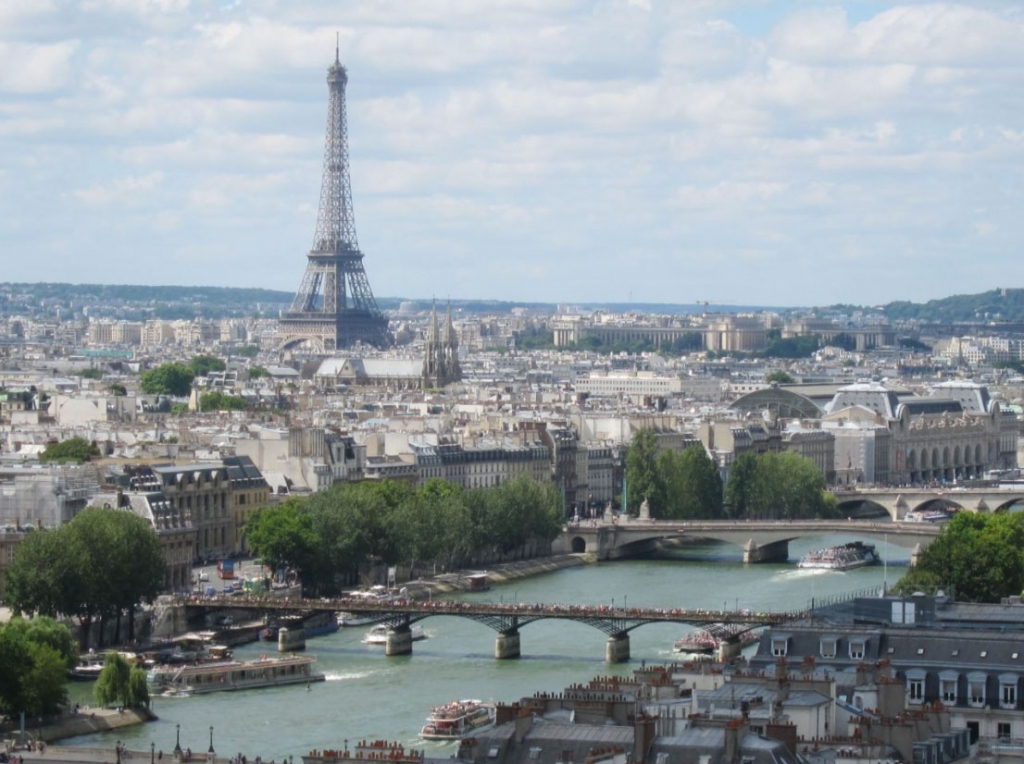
(79, 368, 105, 380)
(95, 652, 133, 707)
(189, 355, 227, 377)
(249, 365, 269, 379)
(626, 428, 663, 515)
(0, 617, 75, 717)
(658, 446, 723, 520)
(724, 451, 758, 518)
(765, 370, 794, 384)
(893, 512, 1024, 602)
(40, 437, 99, 464)
(200, 391, 248, 411)
(140, 362, 194, 396)
(107, 383, 127, 396)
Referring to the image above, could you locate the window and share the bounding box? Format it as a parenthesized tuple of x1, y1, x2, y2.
(908, 678, 924, 704)
(820, 638, 837, 659)
(772, 637, 788, 657)
(849, 638, 866, 661)
(1001, 678, 1018, 709)
(941, 678, 957, 703)
(969, 675, 986, 707)
(998, 723, 1011, 740)
(529, 748, 542, 760)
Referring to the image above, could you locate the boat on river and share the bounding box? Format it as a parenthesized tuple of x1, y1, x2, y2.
(672, 623, 759, 656)
(798, 541, 878, 571)
(362, 623, 427, 645)
(146, 653, 324, 696)
(337, 585, 407, 627)
(420, 699, 495, 740)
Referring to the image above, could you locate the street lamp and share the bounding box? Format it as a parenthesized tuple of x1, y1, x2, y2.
(209, 726, 215, 755)
(174, 724, 181, 756)
(152, 742, 156, 764)
(117, 740, 122, 764)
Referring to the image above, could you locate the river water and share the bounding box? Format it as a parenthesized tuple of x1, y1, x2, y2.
(65, 534, 909, 760)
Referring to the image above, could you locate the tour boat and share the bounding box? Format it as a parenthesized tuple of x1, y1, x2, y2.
(146, 653, 324, 695)
(673, 623, 759, 656)
(338, 585, 407, 627)
(69, 650, 139, 681)
(420, 699, 496, 741)
(362, 623, 427, 645)
(798, 541, 879, 571)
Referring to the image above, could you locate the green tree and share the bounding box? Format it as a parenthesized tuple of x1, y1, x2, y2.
(893, 512, 1024, 602)
(724, 451, 758, 518)
(107, 383, 127, 396)
(40, 437, 99, 464)
(0, 617, 75, 717)
(140, 362, 195, 396)
(95, 652, 133, 707)
(658, 446, 723, 519)
(127, 666, 151, 708)
(79, 368, 105, 380)
(189, 355, 227, 376)
(765, 370, 794, 384)
(200, 391, 248, 411)
(741, 451, 833, 520)
(249, 365, 269, 379)
(246, 501, 318, 583)
(626, 428, 663, 515)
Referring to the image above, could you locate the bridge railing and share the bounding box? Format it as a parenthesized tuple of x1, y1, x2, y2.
(807, 586, 883, 612)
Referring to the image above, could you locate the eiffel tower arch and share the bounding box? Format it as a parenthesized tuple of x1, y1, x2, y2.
(277, 49, 392, 353)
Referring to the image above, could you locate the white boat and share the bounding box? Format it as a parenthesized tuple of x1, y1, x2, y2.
(798, 541, 878, 571)
(362, 624, 427, 645)
(338, 586, 408, 627)
(420, 699, 495, 741)
(146, 653, 324, 695)
(337, 612, 378, 628)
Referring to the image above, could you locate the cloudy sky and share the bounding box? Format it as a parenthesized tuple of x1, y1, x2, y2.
(1, 1, 1022, 307)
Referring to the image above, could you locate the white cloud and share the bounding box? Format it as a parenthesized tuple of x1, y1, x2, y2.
(0, 0, 1022, 305)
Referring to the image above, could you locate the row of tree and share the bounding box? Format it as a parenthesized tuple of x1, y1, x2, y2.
(625, 429, 837, 519)
(246, 476, 564, 596)
(3, 508, 165, 648)
(140, 355, 227, 397)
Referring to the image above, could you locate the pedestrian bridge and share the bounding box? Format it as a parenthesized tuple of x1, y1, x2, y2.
(180, 595, 806, 663)
(554, 518, 941, 563)
(831, 487, 1024, 519)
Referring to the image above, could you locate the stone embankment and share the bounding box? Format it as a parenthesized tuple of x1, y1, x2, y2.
(401, 554, 586, 600)
(3, 707, 155, 747)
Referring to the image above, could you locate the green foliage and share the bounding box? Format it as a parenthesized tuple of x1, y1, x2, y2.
(625, 428, 664, 514)
(657, 446, 723, 519)
(200, 391, 248, 411)
(829, 333, 858, 352)
(0, 617, 75, 716)
(882, 288, 1024, 323)
(765, 370, 794, 384)
(40, 437, 100, 464)
(994, 360, 1024, 375)
(190, 355, 227, 376)
(756, 335, 820, 359)
(79, 368, 105, 380)
(245, 477, 562, 596)
(2, 509, 164, 647)
(107, 383, 127, 396)
(171, 403, 189, 415)
(898, 337, 931, 352)
(234, 345, 260, 358)
(249, 365, 269, 379)
(94, 652, 133, 707)
(892, 512, 1024, 602)
(725, 451, 835, 520)
(514, 326, 555, 350)
(140, 362, 195, 396)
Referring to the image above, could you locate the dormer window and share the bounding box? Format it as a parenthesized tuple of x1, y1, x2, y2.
(849, 638, 866, 661)
(820, 637, 837, 659)
(772, 635, 789, 657)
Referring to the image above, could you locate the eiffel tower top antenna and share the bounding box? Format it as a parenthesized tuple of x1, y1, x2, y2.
(335, 32, 339, 65)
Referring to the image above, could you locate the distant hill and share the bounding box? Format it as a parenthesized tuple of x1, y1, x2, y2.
(879, 288, 1024, 323)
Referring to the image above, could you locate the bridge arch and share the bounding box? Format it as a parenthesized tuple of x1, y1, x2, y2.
(570, 536, 587, 553)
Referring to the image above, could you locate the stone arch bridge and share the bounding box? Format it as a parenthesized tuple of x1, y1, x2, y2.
(554, 518, 941, 564)
(831, 487, 1024, 519)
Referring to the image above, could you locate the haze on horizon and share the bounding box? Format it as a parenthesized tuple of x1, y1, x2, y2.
(1, 1, 1021, 309)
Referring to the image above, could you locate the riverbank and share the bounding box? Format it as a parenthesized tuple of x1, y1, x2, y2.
(3, 708, 155, 748)
(401, 554, 587, 600)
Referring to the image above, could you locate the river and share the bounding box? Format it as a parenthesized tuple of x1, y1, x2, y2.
(65, 533, 909, 760)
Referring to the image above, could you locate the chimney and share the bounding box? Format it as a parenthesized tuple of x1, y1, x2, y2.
(632, 714, 657, 764)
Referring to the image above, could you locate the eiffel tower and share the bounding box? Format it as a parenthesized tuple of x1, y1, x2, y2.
(277, 48, 391, 352)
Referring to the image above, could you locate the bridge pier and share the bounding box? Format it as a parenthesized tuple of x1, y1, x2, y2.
(605, 633, 630, 663)
(743, 539, 789, 564)
(717, 638, 743, 662)
(385, 626, 414, 656)
(495, 630, 521, 660)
